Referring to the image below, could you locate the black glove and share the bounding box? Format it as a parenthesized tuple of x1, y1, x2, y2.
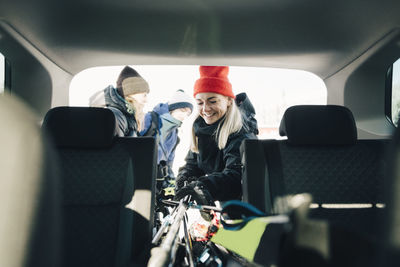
(175, 181, 215, 206)
(175, 181, 215, 220)
(157, 160, 171, 179)
(176, 176, 198, 190)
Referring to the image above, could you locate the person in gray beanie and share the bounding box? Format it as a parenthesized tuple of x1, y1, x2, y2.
(140, 89, 193, 195)
(89, 66, 149, 136)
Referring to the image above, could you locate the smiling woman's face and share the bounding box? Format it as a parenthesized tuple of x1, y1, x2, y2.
(195, 92, 232, 124)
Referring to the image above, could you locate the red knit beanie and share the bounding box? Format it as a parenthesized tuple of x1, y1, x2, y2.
(194, 66, 235, 99)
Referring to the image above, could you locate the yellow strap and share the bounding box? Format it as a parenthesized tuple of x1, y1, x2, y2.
(163, 187, 175, 196)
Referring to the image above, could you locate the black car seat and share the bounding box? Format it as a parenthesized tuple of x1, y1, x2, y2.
(43, 106, 157, 267)
(242, 105, 388, 241)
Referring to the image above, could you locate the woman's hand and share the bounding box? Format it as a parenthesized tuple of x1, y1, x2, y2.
(176, 176, 198, 190)
(175, 181, 214, 205)
(174, 181, 215, 220)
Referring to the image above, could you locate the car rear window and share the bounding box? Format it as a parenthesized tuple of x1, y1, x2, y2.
(70, 65, 327, 172)
(70, 65, 327, 138)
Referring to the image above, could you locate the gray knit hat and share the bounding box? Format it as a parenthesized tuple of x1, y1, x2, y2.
(116, 66, 149, 97)
(168, 89, 193, 112)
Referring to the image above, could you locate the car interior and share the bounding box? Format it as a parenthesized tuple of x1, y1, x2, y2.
(1, 0, 400, 266)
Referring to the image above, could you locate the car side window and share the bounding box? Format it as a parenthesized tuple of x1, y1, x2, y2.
(386, 58, 400, 127)
(0, 53, 4, 95)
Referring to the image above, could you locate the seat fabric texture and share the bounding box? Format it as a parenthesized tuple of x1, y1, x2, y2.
(242, 105, 388, 241)
(43, 106, 156, 267)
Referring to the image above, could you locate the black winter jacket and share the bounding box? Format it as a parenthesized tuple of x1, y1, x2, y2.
(177, 115, 256, 201)
(103, 86, 139, 136)
(236, 92, 259, 136)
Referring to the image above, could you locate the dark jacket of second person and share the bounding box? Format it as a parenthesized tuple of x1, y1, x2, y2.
(98, 85, 139, 136)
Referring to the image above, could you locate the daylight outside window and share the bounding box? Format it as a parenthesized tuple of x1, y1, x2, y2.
(70, 65, 327, 173)
(0, 53, 5, 94)
(392, 58, 400, 126)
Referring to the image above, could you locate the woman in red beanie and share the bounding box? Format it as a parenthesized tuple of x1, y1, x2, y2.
(175, 66, 257, 204)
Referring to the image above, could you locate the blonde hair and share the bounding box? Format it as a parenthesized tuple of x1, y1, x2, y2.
(126, 98, 145, 132)
(191, 100, 243, 152)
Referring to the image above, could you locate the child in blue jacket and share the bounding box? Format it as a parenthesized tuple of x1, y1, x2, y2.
(141, 89, 193, 179)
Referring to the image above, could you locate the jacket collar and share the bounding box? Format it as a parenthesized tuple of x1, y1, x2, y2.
(104, 85, 135, 115)
(193, 116, 225, 136)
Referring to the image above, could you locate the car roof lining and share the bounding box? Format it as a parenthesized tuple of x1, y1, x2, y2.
(0, 0, 400, 79)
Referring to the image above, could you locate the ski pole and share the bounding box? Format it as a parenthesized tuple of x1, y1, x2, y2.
(147, 198, 189, 267)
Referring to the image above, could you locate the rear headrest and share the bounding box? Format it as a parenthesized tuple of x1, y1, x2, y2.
(42, 107, 117, 148)
(279, 105, 357, 145)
